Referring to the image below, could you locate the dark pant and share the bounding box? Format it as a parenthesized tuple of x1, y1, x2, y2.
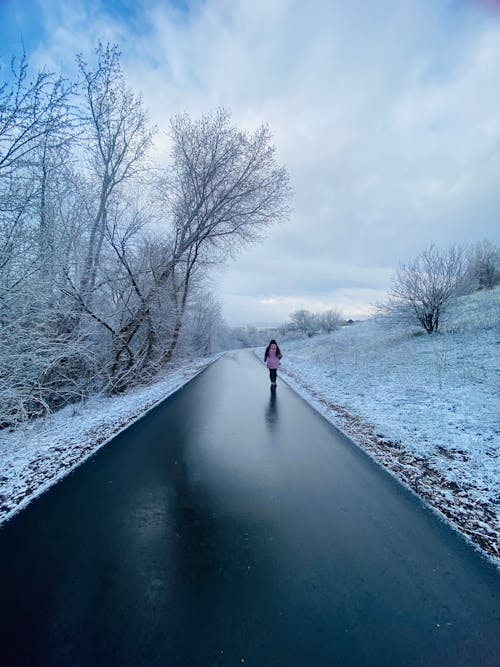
(269, 368, 277, 383)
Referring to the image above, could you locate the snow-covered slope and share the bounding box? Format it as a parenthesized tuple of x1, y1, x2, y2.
(278, 288, 499, 565)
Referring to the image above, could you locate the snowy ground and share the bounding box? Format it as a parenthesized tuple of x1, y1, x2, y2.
(0, 354, 222, 525)
(1, 289, 498, 568)
(274, 288, 500, 567)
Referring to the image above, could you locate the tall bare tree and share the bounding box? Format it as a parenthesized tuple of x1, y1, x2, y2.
(0, 51, 75, 299)
(76, 43, 154, 302)
(108, 109, 291, 389)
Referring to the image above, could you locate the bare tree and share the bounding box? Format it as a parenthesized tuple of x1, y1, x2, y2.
(318, 309, 343, 333)
(0, 53, 87, 423)
(0, 46, 142, 417)
(465, 239, 500, 291)
(386, 243, 466, 333)
(0, 51, 75, 299)
(76, 43, 155, 301)
(280, 308, 343, 337)
(287, 309, 319, 337)
(0, 52, 74, 179)
(107, 108, 291, 389)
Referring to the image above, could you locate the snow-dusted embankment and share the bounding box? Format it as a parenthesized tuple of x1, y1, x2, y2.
(0, 355, 221, 525)
(278, 288, 499, 565)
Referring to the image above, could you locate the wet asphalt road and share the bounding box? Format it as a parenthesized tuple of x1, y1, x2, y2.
(0, 350, 499, 667)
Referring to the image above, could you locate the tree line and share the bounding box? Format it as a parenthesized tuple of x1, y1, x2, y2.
(230, 309, 346, 347)
(0, 44, 290, 425)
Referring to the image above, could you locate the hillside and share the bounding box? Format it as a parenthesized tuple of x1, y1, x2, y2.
(278, 288, 500, 565)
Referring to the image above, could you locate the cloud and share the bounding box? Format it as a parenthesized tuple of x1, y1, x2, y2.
(11, 0, 500, 325)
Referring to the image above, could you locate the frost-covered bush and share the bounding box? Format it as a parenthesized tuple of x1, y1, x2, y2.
(383, 244, 467, 333)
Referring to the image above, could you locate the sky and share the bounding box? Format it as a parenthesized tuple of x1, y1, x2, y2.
(1, 0, 500, 326)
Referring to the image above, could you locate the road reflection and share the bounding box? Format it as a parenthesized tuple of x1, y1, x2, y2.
(265, 387, 278, 431)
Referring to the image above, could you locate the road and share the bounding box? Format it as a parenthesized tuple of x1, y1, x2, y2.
(0, 350, 499, 666)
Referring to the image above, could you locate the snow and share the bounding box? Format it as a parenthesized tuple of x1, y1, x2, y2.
(0, 354, 223, 524)
(273, 288, 500, 566)
(0, 288, 498, 567)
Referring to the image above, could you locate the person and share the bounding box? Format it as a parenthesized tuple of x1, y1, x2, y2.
(264, 339, 282, 387)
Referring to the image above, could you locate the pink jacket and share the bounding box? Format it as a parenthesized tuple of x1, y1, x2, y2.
(265, 344, 282, 369)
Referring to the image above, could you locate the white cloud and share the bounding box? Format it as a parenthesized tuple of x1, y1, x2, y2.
(21, 0, 500, 325)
